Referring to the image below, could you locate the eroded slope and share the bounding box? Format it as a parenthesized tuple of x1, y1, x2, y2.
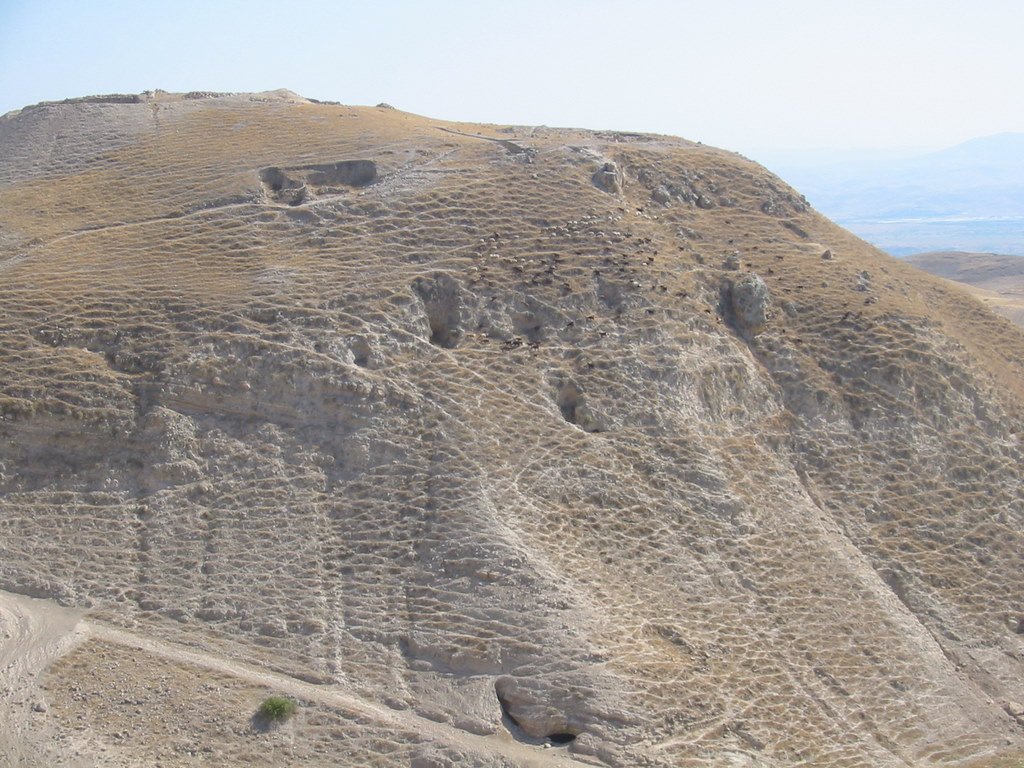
(1, 91, 1023, 767)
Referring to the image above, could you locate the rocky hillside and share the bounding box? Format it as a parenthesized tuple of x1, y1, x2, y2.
(1, 91, 1022, 768)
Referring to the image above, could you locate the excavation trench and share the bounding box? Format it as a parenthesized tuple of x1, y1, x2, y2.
(259, 160, 377, 205)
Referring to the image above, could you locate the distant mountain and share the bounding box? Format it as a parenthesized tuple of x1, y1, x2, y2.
(760, 134, 1024, 255)
(925, 133, 1024, 172)
(906, 250, 1024, 327)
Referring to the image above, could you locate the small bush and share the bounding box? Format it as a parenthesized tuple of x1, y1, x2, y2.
(258, 695, 297, 722)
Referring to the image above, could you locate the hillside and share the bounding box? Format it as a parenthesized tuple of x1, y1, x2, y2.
(1, 90, 1023, 768)
(906, 251, 1024, 328)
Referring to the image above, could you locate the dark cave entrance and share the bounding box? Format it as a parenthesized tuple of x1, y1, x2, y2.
(494, 682, 579, 747)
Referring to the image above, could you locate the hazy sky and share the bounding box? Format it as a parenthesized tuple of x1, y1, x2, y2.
(1, 0, 1022, 157)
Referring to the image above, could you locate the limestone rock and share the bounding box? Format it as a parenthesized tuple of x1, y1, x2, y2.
(729, 272, 771, 334)
(651, 185, 671, 205)
(592, 161, 623, 194)
(412, 273, 469, 348)
(494, 676, 580, 742)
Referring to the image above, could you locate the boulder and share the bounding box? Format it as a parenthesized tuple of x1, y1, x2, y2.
(592, 162, 623, 194)
(729, 273, 771, 334)
(651, 186, 671, 205)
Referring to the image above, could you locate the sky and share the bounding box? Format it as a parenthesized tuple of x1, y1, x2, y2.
(1, 0, 1023, 159)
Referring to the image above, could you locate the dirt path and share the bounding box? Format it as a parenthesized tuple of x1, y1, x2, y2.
(0, 589, 590, 767)
(0, 590, 85, 766)
(85, 621, 588, 767)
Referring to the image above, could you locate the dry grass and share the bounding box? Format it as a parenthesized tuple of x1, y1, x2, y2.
(906, 251, 1024, 328)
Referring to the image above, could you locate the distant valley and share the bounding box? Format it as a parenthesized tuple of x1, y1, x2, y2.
(906, 250, 1024, 328)
(759, 133, 1024, 256)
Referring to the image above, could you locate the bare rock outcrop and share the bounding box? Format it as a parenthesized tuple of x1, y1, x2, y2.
(592, 161, 623, 194)
(727, 272, 771, 334)
(412, 273, 469, 348)
(494, 676, 583, 743)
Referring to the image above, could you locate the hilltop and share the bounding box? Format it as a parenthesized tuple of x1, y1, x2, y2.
(1, 90, 1023, 768)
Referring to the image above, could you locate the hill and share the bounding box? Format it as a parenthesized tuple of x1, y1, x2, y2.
(906, 251, 1024, 328)
(1, 91, 1023, 768)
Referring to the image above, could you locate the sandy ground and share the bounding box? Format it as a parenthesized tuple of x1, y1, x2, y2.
(0, 590, 84, 766)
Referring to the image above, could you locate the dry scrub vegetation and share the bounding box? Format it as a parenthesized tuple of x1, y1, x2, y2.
(0, 90, 1022, 767)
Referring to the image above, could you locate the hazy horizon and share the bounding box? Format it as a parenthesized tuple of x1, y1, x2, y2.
(2, 0, 1023, 159)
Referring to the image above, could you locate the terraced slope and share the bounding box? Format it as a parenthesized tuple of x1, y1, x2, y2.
(1, 91, 1023, 768)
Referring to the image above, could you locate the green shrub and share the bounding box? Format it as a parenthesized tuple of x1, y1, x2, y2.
(258, 695, 297, 722)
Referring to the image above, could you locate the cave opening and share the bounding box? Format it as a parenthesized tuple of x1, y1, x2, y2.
(494, 682, 579, 747)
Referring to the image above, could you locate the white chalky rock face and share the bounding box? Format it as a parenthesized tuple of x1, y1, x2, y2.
(0, 91, 1022, 768)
